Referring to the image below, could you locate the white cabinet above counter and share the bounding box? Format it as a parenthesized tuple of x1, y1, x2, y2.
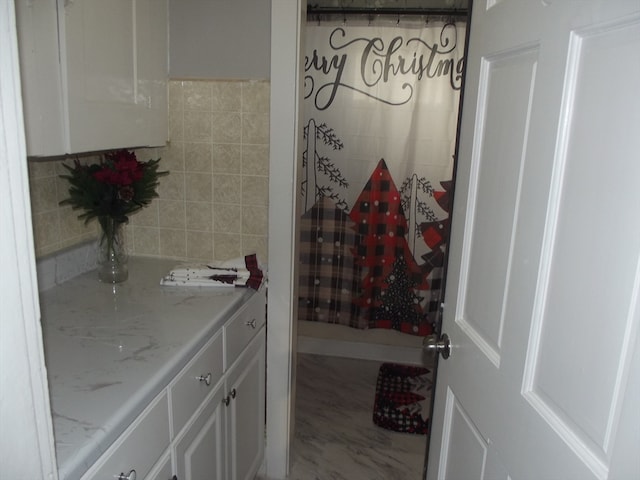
(16, 0, 168, 157)
(38, 257, 266, 480)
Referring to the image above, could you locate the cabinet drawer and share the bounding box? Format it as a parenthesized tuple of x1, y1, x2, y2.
(82, 392, 169, 480)
(224, 289, 266, 368)
(170, 331, 224, 437)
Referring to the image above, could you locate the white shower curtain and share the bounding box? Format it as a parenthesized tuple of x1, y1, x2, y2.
(299, 15, 466, 335)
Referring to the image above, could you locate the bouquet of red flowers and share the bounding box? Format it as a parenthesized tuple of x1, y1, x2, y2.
(60, 149, 168, 282)
(60, 149, 168, 224)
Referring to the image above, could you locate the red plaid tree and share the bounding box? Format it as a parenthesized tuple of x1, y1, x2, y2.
(349, 159, 432, 335)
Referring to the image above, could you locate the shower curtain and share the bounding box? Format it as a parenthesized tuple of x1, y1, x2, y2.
(298, 15, 466, 336)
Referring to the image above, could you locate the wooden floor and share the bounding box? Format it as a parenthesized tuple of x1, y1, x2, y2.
(286, 353, 428, 480)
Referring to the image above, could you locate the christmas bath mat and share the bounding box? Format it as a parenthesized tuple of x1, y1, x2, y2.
(373, 362, 432, 435)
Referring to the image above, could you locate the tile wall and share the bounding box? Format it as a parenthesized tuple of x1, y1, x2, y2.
(28, 79, 270, 264)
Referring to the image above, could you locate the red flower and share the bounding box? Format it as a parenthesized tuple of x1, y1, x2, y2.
(93, 150, 145, 186)
(118, 185, 135, 202)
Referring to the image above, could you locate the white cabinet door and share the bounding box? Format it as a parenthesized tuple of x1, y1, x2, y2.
(133, 0, 168, 148)
(174, 384, 226, 480)
(64, 0, 167, 154)
(225, 330, 266, 480)
(16, 0, 167, 156)
(15, 0, 66, 155)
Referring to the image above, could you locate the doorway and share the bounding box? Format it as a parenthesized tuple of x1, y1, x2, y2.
(291, 1, 470, 478)
(270, 2, 639, 478)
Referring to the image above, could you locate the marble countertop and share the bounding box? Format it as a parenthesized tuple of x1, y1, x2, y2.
(38, 257, 257, 480)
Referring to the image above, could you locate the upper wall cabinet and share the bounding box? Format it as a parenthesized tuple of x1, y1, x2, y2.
(16, 0, 168, 157)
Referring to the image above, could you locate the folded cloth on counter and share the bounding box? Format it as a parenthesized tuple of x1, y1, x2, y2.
(161, 254, 264, 289)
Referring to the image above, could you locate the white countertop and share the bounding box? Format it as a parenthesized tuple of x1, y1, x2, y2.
(38, 257, 257, 480)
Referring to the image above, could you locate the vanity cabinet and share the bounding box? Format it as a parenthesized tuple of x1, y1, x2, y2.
(173, 332, 265, 480)
(78, 286, 266, 480)
(15, 0, 168, 156)
(173, 289, 266, 480)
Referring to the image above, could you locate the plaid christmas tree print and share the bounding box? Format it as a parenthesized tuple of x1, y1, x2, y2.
(350, 159, 432, 335)
(373, 363, 432, 435)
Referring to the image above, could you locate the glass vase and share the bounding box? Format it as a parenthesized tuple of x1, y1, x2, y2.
(97, 216, 128, 283)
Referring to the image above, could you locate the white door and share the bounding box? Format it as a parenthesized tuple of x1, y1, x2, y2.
(427, 1, 640, 479)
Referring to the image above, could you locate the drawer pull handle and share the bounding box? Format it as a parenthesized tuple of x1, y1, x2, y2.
(116, 469, 136, 480)
(224, 395, 231, 406)
(197, 373, 212, 386)
(246, 318, 257, 329)
(230, 388, 237, 399)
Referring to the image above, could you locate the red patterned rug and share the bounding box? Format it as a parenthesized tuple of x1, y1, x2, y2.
(373, 363, 432, 435)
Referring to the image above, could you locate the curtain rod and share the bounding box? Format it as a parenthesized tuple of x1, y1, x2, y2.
(306, 6, 468, 18)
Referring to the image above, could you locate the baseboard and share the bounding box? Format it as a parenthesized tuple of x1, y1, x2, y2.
(297, 335, 427, 366)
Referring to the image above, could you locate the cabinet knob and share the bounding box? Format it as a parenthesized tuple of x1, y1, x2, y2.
(246, 318, 257, 329)
(224, 395, 231, 406)
(116, 469, 136, 480)
(196, 373, 212, 386)
(230, 388, 237, 399)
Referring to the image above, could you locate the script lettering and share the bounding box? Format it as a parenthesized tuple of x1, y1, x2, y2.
(305, 25, 464, 110)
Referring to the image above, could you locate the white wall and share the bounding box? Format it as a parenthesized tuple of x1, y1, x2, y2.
(0, 0, 58, 477)
(265, 2, 304, 477)
(169, 0, 271, 79)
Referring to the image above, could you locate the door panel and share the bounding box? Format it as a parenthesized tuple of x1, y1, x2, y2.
(521, 15, 640, 475)
(462, 46, 538, 367)
(427, 2, 640, 480)
(440, 388, 488, 480)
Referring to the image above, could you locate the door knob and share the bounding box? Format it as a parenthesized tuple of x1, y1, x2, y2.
(423, 333, 451, 359)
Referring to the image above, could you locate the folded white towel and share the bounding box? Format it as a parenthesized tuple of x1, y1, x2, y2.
(167, 268, 250, 280)
(161, 259, 251, 287)
(161, 255, 264, 289)
(160, 277, 244, 287)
